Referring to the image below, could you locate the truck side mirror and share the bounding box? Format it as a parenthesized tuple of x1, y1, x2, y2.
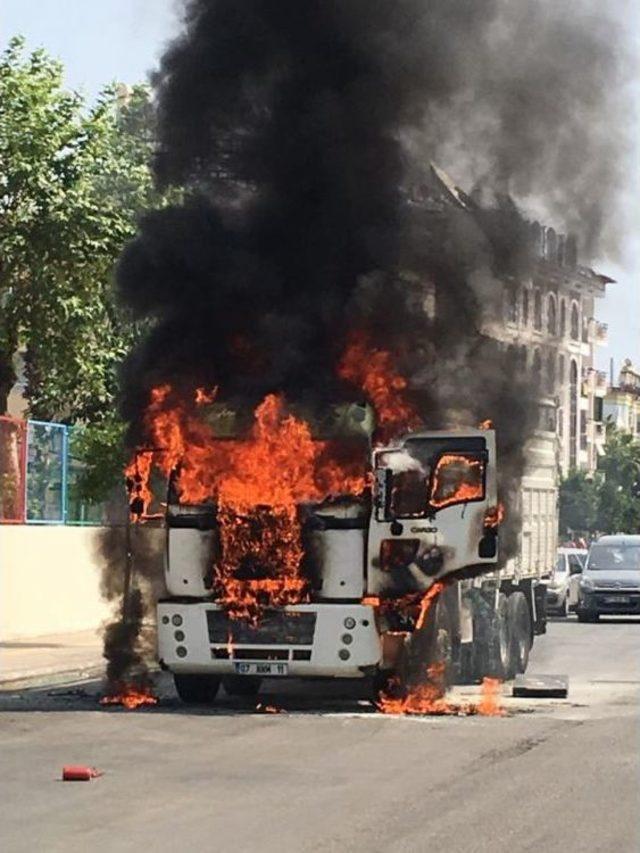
(569, 563, 583, 576)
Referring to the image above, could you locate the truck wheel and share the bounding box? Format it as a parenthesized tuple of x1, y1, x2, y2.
(173, 673, 221, 705)
(406, 595, 454, 690)
(222, 676, 262, 698)
(494, 593, 513, 679)
(507, 592, 531, 674)
(474, 592, 512, 681)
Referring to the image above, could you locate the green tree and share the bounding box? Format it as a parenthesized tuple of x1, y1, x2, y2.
(596, 427, 640, 534)
(0, 37, 164, 422)
(559, 469, 599, 538)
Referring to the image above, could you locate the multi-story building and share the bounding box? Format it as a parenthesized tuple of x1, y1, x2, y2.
(603, 360, 640, 439)
(416, 165, 611, 478)
(495, 237, 610, 476)
(409, 165, 613, 572)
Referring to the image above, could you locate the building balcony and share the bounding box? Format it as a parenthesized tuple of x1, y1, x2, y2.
(587, 317, 608, 346)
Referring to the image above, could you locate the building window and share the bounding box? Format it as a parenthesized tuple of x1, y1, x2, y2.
(580, 411, 588, 450)
(558, 407, 564, 437)
(506, 288, 518, 324)
(546, 350, 556, 395)
(593, 397, 603, 422)
(532, 349, 542, 386)
(558, 353, 565, 385)
(569, 360, 578, 468)
(547, 294, 557, 335)
(570, 302, 580, 340)
(522, 289, 529, 326)
(559, 300, 566, 336)
(534, 290, 542, 330)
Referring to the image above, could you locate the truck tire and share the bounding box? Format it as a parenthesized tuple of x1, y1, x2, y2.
(222, 676, 262, 697)
(507, 592, 531, 674)
(405, 595, 454, 690)
(173, 673, 221, 705)
(473, 592, 512, 681)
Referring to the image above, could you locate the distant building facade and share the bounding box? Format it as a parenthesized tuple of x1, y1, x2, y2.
(494, 247, 610, 476)
(604, 360, 640, 440)
(414, 165, 612, 479)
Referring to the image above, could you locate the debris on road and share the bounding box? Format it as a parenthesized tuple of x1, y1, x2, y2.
(62, 766, 103, 781)
(512, 674, 569, 699)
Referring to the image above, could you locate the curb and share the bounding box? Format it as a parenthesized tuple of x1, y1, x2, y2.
(0, 664, 105, 693)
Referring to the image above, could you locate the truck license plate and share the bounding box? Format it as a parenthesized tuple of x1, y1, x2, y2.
(604, 595, 630, 604)
(234, 662, 288, 676)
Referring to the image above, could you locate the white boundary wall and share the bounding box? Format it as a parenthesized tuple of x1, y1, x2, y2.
(0, 526, 112, 641)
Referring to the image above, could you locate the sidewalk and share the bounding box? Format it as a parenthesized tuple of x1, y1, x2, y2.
(0, 629, 105, 691)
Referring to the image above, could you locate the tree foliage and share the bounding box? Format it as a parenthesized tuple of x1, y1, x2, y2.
(559, 427, 640, 538)
(0, 36, 167, 423)
(559, 470, 599, 536)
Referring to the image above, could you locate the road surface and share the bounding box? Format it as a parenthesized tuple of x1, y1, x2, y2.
(1, 617, 638, 853)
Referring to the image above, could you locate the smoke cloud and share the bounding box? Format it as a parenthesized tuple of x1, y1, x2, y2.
(116, 0, 633, 558)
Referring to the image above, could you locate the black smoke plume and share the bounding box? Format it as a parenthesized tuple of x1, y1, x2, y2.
(116, 0, 632, 558)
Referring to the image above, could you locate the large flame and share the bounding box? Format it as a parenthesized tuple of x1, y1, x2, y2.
(131, 388, 366, 621)
(338, 333, 420, 441)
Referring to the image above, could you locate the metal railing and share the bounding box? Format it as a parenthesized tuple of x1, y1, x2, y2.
(0, 415, 109, 525)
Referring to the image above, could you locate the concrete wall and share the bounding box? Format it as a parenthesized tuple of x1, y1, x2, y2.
(0, 525, 112, 641)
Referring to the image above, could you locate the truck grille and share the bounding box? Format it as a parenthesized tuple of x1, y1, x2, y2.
(207, 610, 316, 646)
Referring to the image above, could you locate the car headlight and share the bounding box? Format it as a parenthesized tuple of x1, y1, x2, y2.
(579, 576, 594, 591)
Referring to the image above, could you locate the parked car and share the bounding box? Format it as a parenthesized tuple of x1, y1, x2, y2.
(547, 548, 587, 616)
(571, 535, 640, 622)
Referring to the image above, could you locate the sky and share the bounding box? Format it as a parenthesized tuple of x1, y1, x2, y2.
(2, 0, 638, 376)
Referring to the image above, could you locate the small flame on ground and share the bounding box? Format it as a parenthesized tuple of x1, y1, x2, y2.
(377, 666, 504, 717)
(478, 419, 494, 430)
(477, 677, 505, 716)
(100, 685, 158, 710)
(255, 703, 287, 714)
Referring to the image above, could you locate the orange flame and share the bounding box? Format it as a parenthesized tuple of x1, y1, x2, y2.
(132, 388, 367, 621)
(255, 703, 287, 714)
(484, 502, 505, 528)
(378, 667, 504, 717)
(124, 450, 155, 521)
(478, 418, 494, 430)
(430, 453, 485, 510)
(195, 386, 218, 406)
(338, 333, 420, 441)
(478, 677, 505, 716)
(100, 685, 158, 710)
(376, 583, 504, 717)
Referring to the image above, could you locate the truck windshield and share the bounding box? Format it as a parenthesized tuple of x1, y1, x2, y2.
(587, 544, 640, 570)
(376, 436, 487, 520)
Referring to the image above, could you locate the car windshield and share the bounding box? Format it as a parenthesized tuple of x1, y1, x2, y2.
(587, 544, 640, 571)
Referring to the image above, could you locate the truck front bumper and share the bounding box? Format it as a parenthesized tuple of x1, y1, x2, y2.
(157, 600, 382, 678)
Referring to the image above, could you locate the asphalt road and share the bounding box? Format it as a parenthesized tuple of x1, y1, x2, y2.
(1, 617, 638, 853)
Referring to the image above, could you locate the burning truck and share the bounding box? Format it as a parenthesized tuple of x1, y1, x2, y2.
(103, 0, 625, 706)
(124, 364, 547, 707)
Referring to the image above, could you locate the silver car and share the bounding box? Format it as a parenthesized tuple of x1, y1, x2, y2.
(547, 548, 587, 616)
(572, 535, 640, 622)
